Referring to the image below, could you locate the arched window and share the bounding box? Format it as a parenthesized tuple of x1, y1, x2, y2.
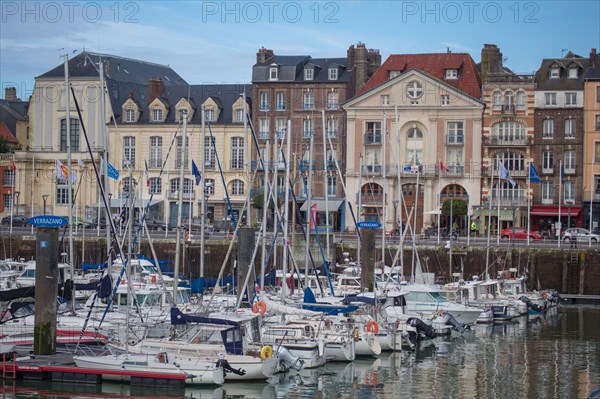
(407, 127, 424, 165)
(230, 179, 244, 196)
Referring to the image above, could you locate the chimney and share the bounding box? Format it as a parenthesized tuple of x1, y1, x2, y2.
(256, 47, 274, 63)
(347, 44, 356, 70)
(4, 87, 18, 100)
(591, 48, 597, 68)
(481, 44, 503, 82)
(148, 78, 164, 105)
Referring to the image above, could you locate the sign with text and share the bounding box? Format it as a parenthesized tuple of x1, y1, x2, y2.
(356, 221, 382, 229)
(28, 215, 68, 227)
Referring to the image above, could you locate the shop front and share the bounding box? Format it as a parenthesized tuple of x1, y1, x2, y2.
(530, 205, 583, 237)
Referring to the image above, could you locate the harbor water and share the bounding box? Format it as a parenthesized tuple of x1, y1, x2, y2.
(3, 305, 599, 399)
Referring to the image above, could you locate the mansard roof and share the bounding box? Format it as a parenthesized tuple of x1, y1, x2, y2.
(253, 55, 350, 83)
(535, 53, 594, 91)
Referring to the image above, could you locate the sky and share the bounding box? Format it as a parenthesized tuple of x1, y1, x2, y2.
(1, 1, 599, 100)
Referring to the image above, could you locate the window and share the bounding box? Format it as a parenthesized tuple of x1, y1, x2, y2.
(235, 109, 244, 123)
(327, 91, 339, 109)
(565, 92, 577, 106)
(492, 91, 502, 109)
(259, 119, 269, 138)
(565, 118, 576, 138)
(175, 136, 189, 168)
(204, 108, 215, 122)
(269, 66, 278, 81)
(596, 142, 600, 162)
(303, 90, 314, 110)
(260, 92, 269, 110)
(365, 148, 381, 173)
(304, 68, 314, 80)
(542, 150, 554, 172)
(545, 93, 556, 106)
(123, 136, 135, 167)
(380, 95, 389, 106)
(152, 109, 163, 122)
(550, 68, 560, 78)
(125, 109, 135, 123)
(441, 94, 450, 106)
(149, 136, 162, 168)
(328, 67, 338, 80)
(596, 115, 600, 130)
(515, 91, 526, 109)
(445, 69, 458, 79)
(3, 194, 10, 211)
(231, 179, 244, 195)
(303, 118, 313, 138)
(56, 178, 73, 205)
(564, 181, 575, 202)
(568, 67, 578, 78)
(365, 121, 382, 144)
(504, 91, 514, 110)
(179, 109, 189, 122)
(446, 148, 464, 172)
(543, 119, 554, 138)
(149, 177, 161, 194)
(170, 178, 193, 196)
(407, 127, 423, 139)
(275, 118, 287, 139)
(492, 121, 526, 141)
(542, 181, 553, 203)
(205, 137, 216, 168)
(231, 137, 244, 169)
(447, 122, 464, 144)
(276, 91, 286, 110)
(597, 87, 600, 103)
(564, 150, 576, 172)
(327, 118, 338, 138)
(389, 71, 401, 79)
(3, 170, 15, 186)
(327, 175, 336, 197)
(121, 177, 135, 193)
(60, 118, 80, 151)
(406, 81, 423, 99)
(205, 178, 215, 195)
(494, 151, 526, 174)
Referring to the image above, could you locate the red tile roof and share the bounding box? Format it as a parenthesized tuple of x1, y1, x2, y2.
(357, 53, 482, 99)
(0, 123, 18, 143)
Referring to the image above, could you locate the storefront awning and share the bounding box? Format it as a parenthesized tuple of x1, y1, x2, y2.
(300, 199, 344, 212)
(530, 206, 582, 217)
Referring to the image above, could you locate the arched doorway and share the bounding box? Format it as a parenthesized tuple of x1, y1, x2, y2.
(401, 183, 424, 233)
(440, 184, 469, 230)
(360, 183, 383, 223)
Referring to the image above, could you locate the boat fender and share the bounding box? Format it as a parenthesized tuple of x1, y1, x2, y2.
(260, 345, 273, 360)
(365, 321, 379, 334)
(151, 275, 157, 283)
(354, 327, 359, 342)
(252, 301, 267, 315)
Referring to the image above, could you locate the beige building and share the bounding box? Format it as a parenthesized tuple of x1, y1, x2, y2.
(583, 49, 600, 230)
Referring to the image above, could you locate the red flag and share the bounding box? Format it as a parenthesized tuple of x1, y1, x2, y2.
(309, 203, 318, 230)
(11, 160, 16, 172)
(144, 160, 150, 188)
(439, 161, 450, 172)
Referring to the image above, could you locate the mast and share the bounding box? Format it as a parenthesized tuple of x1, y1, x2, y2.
(381, 111, 387, 265)
(172, 109, 188, 304)
(304, 132, 314, 288)
(243, 90, 251, 226)
(357, 155, 363, 272)
(98, 59, 111, 266)
(282, 119, 292, 301)
(64, 53, 74, 279)
(260, 138, 270, 290)
(322, 109, 331, 264)
(200, 106, 206, 279)
(394, 105, 404, 274)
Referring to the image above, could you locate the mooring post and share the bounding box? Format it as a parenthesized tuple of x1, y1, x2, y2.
(360, 229, 376, 292)
(34, 226, 59, 355)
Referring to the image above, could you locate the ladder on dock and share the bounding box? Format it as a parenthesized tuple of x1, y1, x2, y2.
(568, 251, 579, 294)
(1, 351, 16, 380)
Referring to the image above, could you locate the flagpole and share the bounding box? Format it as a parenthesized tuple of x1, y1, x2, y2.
(485, 158, 494, 279)
(64, 53, 74, 278)
(558, 160, 562, 248)
(590, 157, 595, 248)
(527, 162, 531, 246)
(496, 159, 501, 246)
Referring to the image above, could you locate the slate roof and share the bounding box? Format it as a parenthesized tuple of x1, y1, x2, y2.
(0, 99, 28, 140)
(118, 84, 252, 125)
(252, 55, 350, 83)
(357, 53, 482, 99)
(0, 123, 18, 143)
(535, 52, 595, 90)
(583, 54, 600, 80)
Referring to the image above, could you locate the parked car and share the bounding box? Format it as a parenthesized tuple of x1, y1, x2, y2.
(562, 228, 600, 244)
(144, 218, 169, 231)
(500, 227, 542, 241)
(70, 217, 93, 228)
(171, 217, 214, 234)
(1, 215, 28, 226)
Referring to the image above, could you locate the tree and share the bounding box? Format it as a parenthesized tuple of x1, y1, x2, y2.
(441, 198, 468, 217)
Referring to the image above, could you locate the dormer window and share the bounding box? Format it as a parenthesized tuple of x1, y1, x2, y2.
(305, 68, 314, 80)
(178, 109, 188, 122)
(389, 71, 401, 79)
(568, 67, 578, 79)
(269, 65, 278, 81)
(550, 67, 560, 79)
(152, 109, 163, 122)
(125, 109, 135, 123)
(205, 108, 215, 122)
(445, 69, 458, 79)
(328, 67, 338, 80)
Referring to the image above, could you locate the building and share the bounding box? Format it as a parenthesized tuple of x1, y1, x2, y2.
(475, 44, 536, 236)
(0, 87, 26, 215)
(250, 44, 380, 231)
(583, 49, 600, 231)
(531, 51, 595, 233)
(343, 52, 483, 234)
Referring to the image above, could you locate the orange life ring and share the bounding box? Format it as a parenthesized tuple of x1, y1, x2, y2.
(252, 301, 267, 315)
(365, 321, 379, 334)
(151, 275, 157, 283)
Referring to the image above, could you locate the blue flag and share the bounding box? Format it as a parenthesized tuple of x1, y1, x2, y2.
(101, 159, 120, 180)
(560, 164, 565, 184)
(499, 161, 516, 187)
(529, 163, 541, 183)
(191, 160, 201, 186)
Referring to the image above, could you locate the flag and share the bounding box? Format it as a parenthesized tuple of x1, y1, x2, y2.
(78, 158, 86, 168)
(101, 159, 119, 180)
(56, 159, 76, 183)
(529, 163, 541, 183)
(309, 203, 318, 230)
(191, 160, 201, 186)
(11, 160, 16, 172)
(560, 164, 564, 184)
(440, 161, 450, 173)
(499, 161, 516, 187)
(144, 160, 150, 188)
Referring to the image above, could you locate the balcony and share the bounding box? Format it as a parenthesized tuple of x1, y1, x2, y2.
(482, 135, 531, 146)
(260, 104, 269, 111)
(364, 133, 382, 145)
(362, 165, 382, 175)
(275, 131, 285, 139)
(324, 160, 340, 170)
(327, 130, 338, 138)
(564, 166, 576, 175)
(501, 104, 515, 115)
(541, 166, 554, 174)
(446, 165, 465, 176)
(445, 133, 464, 146)
(299, 160, 317, 172)
(276, 103, 286, 111)
(168, 190, 194, 200)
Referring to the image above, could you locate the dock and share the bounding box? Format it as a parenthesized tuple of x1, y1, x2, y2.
(561, 294, 600, 305)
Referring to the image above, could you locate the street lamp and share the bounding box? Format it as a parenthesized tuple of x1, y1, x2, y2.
(392, 200, 399, 235)
(566, 199, 574, 229)
(14, 191, 20, 216)
(42, 194, 49, 215)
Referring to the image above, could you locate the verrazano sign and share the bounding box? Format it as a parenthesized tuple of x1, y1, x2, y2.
(356, 221, 381, 229)
(28, 215, 68, 227)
